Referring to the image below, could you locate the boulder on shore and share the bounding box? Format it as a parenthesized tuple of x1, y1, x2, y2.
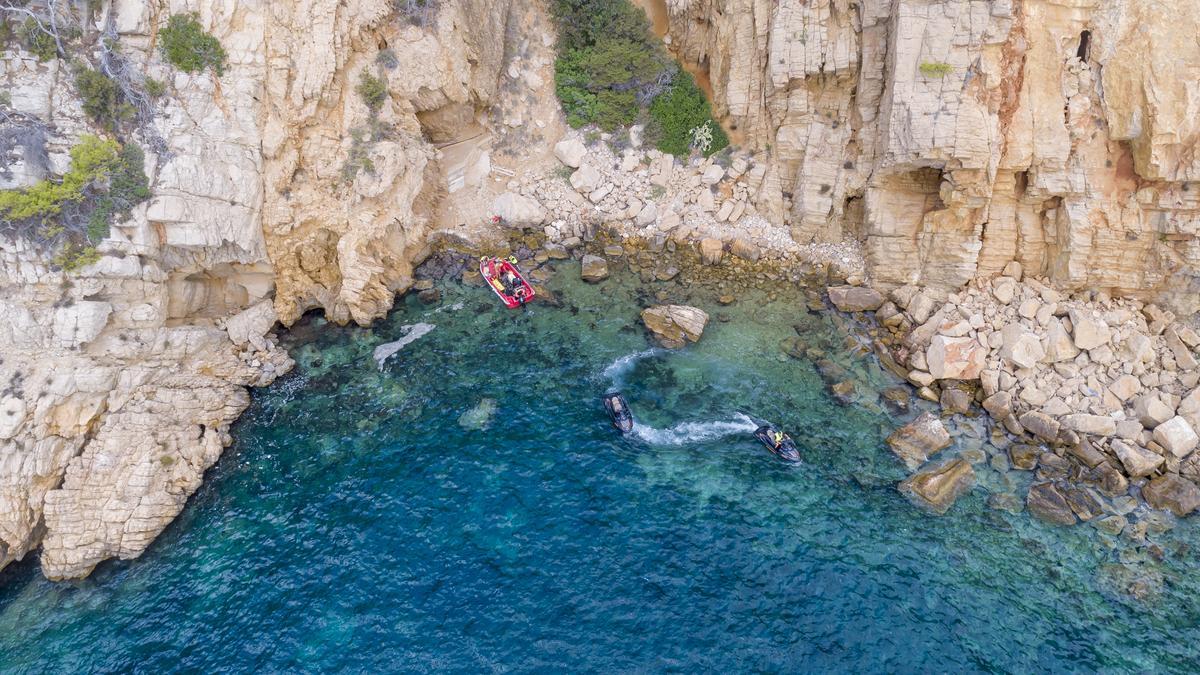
(580, 255, 608, 282)
(553, 137, 587, 167)
(699, 238, 724, 265)
(641, 305, 709, 349)
(886, 412, 952, 470)
(926, 336, 986, 380)
(1111, 439, 1164, 478)
(899, 457, 975, 514)
(1020, 410, 1061, 442)
(827, 286, 884, 312)
(1142, 474, 1200, 516)
(491, 192, 546, 227)
(1152, 416, 1199, 458)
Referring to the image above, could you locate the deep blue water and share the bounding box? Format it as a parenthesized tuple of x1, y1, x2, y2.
(2, 262, 1199, 672)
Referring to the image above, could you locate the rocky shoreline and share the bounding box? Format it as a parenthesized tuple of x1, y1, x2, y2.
(826, 268, 1200, 535)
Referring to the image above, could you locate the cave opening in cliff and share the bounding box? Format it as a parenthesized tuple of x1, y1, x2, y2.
(1077, 31, 1091, 61)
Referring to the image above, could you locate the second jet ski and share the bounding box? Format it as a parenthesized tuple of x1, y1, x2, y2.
(754, 424, 801, 462)
(603, 392, 634, 434)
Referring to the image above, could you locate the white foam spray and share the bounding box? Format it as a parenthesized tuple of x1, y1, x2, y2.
(631, 413, 758, 446)
(602, 348, 662, 386)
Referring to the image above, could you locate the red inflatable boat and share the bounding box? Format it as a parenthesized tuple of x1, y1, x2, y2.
(480, 256, 535, 308)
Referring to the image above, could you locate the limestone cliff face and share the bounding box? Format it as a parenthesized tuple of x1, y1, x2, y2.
(260, 0, 517, 326)
(658, 0, 1200, 310)
(0, 0, 527, 579)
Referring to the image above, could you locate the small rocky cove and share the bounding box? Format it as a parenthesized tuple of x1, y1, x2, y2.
(5, 0, 1200, 666)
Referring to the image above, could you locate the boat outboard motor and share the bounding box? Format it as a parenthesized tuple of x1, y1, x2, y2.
(754, 424, 801, 462)
(603, 392, 634, 434)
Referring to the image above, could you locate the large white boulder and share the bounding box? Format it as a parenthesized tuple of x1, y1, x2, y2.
(926, 336, 987, 380)
(570, 164, 602, 193)
(1153, 416, 1199, 458)
(1111, 440, 1165, 478)
(1070, 310, 1112, 350)
(999, 325, 1044, 369)
(492, 192, 547, 227)
(553, 137, 587, 168)
(1061, 414, 1117, 437)
(224, 300, 277, 348)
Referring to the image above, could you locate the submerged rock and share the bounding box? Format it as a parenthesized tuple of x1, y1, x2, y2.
(987, 492, 1023, 513)
(458, 398, 497, 431)
(1026, 482, 1077, 525)
(373, 323, 436, 370)
(581, 255, 609, 282)
(886, 412, 952, 470)
(900, 457, 976, 514)
(641, 305, 709, 349)
(881, 386, 911, 414)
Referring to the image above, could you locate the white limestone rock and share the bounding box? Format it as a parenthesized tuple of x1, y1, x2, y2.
(554, 137, 587, 168)
(1153, 416, 1200, 458)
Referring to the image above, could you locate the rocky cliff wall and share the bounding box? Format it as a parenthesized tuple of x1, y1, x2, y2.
(658, 0, 1200, 310)
(0, 0, 530, 579)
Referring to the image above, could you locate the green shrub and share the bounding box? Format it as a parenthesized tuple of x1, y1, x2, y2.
(143, 76, 166, 98)
(74, 67, 135, 132)
(0, 91, 11, 107)
(340, 127, 378, 183)
(548, 0, 728, 150)
(0, 136, 149, 259)
(85, 143, 150, 241)
(356, 72, 388, 111)
(919, 61, 953, 78)
(648, 72, 728, 157)
(593, 89, 638, 131)
(552, 0, 657, 51)
(18, 18, 57, 61)
(0, 135, 120, 221)
(159, 14, 227, 75)
(54, 244, 100, 272)
(550, 0, 676, 131)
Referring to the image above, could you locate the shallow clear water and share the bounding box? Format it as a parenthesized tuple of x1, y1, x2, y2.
(2, 262, 1200, 672)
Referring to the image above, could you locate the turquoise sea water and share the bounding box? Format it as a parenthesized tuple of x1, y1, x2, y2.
(2, 260, 1200, 672)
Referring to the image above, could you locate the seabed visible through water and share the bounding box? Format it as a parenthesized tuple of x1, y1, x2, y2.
(1, 259, 1199, 672)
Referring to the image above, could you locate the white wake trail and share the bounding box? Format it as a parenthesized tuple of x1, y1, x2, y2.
(602, 348, 662, 386)
(631, 413, 758, 446)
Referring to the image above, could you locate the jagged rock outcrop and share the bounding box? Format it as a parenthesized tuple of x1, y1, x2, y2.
(658, 0, 1200, 311)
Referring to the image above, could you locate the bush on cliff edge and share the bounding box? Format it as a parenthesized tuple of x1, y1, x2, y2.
(549, 0, 726, 156)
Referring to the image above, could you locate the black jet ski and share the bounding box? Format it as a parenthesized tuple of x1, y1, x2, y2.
(754, 424, 801, 462)
(603, 392, 634, 433)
